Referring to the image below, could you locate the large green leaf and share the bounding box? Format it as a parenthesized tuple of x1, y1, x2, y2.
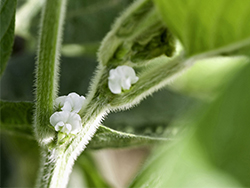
(171, 56, 248, 99)
(0, 0, 17, 76)
(154, 0, 250, 56)
(196, 61, 250, 186)
(129, 59, 250, 187)
(0, 100, 174, 149)
(129, 128, 242, 188)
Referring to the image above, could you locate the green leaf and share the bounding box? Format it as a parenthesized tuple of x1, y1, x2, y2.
(88, 125, 168, 149)
(1, 92, 188, 149)
(171, 56, 248, 99)
(129, 59, 250, 187)
(129, 128, 242, 188)
(0, 99, 168, 149)
(0, 0, 17, 77)
(195, 60, 250, 186)
(154, 0, 250, 56)
(0, 101, 33, 139)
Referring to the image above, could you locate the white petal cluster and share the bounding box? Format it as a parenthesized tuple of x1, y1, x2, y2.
(55, 92, 85, 113)
(50, 111, 81, 134)
(108, 65, 139, 94)
(50, 92, 85, 135)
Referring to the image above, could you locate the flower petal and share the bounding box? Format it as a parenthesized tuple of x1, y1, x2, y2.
(67, 112, 82, 134)
(55, 121, 64, 131)
(121, 78, 132, 90)
(50, 111, 70, 126)
(61, 101, 72, 112)
(67, 92, 85, 113)
(108, 79, 122, 94)
(57, 92, 85, 113)
(131, 76, 139, 84)
(55, 96, 67, 109)
(51, 92, 85, 134)
(108, 65, 139, 94)
(65, 124, 72, 134)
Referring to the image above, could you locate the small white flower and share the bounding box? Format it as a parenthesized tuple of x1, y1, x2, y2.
(50, 111, 82, 134)
(55, 92, 85, 113)
(108, 65, 139, 94)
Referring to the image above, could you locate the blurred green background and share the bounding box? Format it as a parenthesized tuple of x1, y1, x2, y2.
(1, 0, 249, 187)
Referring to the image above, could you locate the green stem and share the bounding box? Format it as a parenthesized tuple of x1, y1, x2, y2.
(36, 149, 71, 188)
(35, 99, 107, 188)
(34, 0, 68, 187)
(34, 0, 67, 145)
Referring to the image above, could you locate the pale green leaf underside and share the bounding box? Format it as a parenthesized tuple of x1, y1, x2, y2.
(0, 101, 169, 149)
(88, 125, 169, 149)
(129, 60, 250, 187)
(0, 0, 16, 77)
(154, 0, 250, 56)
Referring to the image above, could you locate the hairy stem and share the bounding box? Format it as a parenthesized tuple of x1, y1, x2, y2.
(34, 0, 67, 187)
(34, 0, 67, 145)
(36, 99, 107, 188)
(36, 149, 72, 188)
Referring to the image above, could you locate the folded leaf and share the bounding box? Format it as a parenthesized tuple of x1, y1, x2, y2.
(98, 0, 175, 67)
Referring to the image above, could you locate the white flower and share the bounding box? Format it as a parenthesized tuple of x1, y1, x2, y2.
(55, 92, 85, 113)
(50, 111, 82, 134)
(51, 92, 85, 135)
(108, 65, 139, 94)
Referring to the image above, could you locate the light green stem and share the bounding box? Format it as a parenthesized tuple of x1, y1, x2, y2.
(34, 0, 67, 145)
(36, 99, 107, 188)
(36, 149, 72, 188)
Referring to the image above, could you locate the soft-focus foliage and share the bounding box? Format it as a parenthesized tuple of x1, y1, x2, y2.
(1, 0, 250, 187)
(130, 60, 250, 187)
(0, 0, 16, 76)
(154, 0, 250, 56)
